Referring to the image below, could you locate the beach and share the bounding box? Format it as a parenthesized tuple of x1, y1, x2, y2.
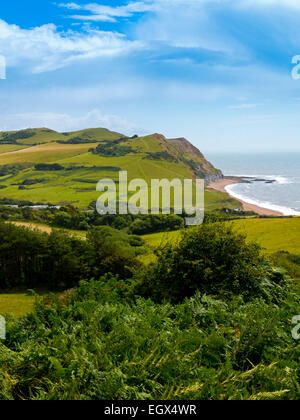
(208, 177, 283, 216)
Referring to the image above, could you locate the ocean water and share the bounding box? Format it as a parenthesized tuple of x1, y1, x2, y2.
(206, 152, 300, 215)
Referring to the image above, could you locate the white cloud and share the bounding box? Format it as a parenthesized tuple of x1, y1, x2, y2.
(59, 1, 156, 22)
(0, 109, 144, 135)
(0, 18, 142, 73)
(59, 0, 300, 23)
(2, 0, 298, 74)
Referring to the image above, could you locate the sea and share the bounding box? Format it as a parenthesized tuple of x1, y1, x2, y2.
(206, 152, 300, 216)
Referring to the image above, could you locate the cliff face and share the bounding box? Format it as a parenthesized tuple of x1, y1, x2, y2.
(152, 134, 223, 184)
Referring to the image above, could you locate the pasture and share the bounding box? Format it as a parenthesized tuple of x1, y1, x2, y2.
(142, 217, 300, 255)
(0, 291, 35, 317)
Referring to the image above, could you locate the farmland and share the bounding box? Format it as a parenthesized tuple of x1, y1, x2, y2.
(0, 291, 35, 317)
(0, 128, 240, 209)
(143, 217, 300, 255)
(1, 129, 300, 401)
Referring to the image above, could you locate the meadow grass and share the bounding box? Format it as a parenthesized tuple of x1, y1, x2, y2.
(3, 217, 300, 317)
(0, 145, 30, 153)
(10, 221, 87, 240)
(231, 217, 300, 254)
(142, 230, 181, 247)
(142, 217, 300, 255)
(0, 131, 241, 210)
(0, 127, 122, 146)
(0, 144, 240, 209)
(0, 291, 35, 317)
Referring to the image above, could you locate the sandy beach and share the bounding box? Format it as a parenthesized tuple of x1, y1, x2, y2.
(208, 177, 283, 216)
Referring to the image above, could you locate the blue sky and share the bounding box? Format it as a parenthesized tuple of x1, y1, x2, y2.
(1, 0, 300, 152)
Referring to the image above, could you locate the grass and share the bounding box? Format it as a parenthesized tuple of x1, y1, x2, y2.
(3, 217, 300, 319)
(0, 142, 100, 165)
(0, 129, 240, 210)
(142, 217, 300, 256)
(0, 145, 29, 153)
(205, 188, 241, 211)
(0, 127, 122, 146)
(10, 221, 87, 240)
(231, 217, 300, 254)
(0, 291, 35, 317)
(142, 230, 181, 248)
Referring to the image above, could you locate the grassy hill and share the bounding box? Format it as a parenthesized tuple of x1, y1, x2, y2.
(0, 127, 240, 210)
(0, 127, 122, 146)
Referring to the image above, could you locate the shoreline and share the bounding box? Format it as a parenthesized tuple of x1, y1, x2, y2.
(208, 176, 284, 216)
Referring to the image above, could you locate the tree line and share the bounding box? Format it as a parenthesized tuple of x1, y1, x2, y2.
(0, 223, 142, 290)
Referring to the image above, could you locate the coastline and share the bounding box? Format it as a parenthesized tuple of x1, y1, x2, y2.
(208, 176, 283, 216)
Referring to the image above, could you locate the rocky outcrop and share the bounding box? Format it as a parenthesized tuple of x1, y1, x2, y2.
(151, 134, 223, 184)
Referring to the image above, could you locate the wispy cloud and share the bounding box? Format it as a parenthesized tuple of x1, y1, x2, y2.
(58, 1, 156, 22)
(0, 18, 142, 73)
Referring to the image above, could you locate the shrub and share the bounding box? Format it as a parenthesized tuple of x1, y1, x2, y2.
(91, 143, 134, 157)
(136, 223, 269, 303)
(34, 163, 64, 171)
(129, 214, 184, 235)
(1, 281, 299, 400)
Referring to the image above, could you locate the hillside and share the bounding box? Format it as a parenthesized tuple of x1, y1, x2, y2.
(0, 127, 236, 210)
(0, 127, 123, 146)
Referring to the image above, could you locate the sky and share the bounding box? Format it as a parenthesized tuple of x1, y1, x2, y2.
(0, 0, 300, 152)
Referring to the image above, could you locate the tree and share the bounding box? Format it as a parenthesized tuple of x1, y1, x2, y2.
(136, 223, 266, 303)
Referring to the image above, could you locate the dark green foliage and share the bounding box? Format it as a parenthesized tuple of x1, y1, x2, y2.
(34, 163, 64, 171)
(0, 130, 35, 144)
(34, 163, 121, 173)
(145, 151, 177, 162)
(85, 227, 141, 280)
(0, 223, 141, 290)
(0, 204, 254, 236)
(271, 251, 300, 282)
(57, 137, 98, 144)
(0, 219, 300, 400)
(91, 143, 134, 157)
(0, 279, 299, 400)
(0, 164, 32, 177)
(136, 223, 273, 303)
(0, 198, 37, 207)
(129, 214, 184, 235)
(20, 179, 46, 186)
(0, 223, 86, 289)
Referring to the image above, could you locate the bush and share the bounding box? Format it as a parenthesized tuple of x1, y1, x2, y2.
(91, 143, 134, 157)
(136, 223, 270, 303)
(34, 163, 64, 171)
(1, 280, 299, 400)
(129, 214, 184, 235)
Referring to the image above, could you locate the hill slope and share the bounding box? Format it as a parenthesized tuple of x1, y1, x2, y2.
(0, 127, 237, 209)
(0, 127, 123, 146)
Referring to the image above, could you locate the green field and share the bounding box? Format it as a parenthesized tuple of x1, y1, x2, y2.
(0, 128, 240, 210)
(232, 217, 300, 254)
(2, 217, 300, 317)
(0, 291, 35, 317)
(143, 217, 300, 255)
(11, 221, 87, 240)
